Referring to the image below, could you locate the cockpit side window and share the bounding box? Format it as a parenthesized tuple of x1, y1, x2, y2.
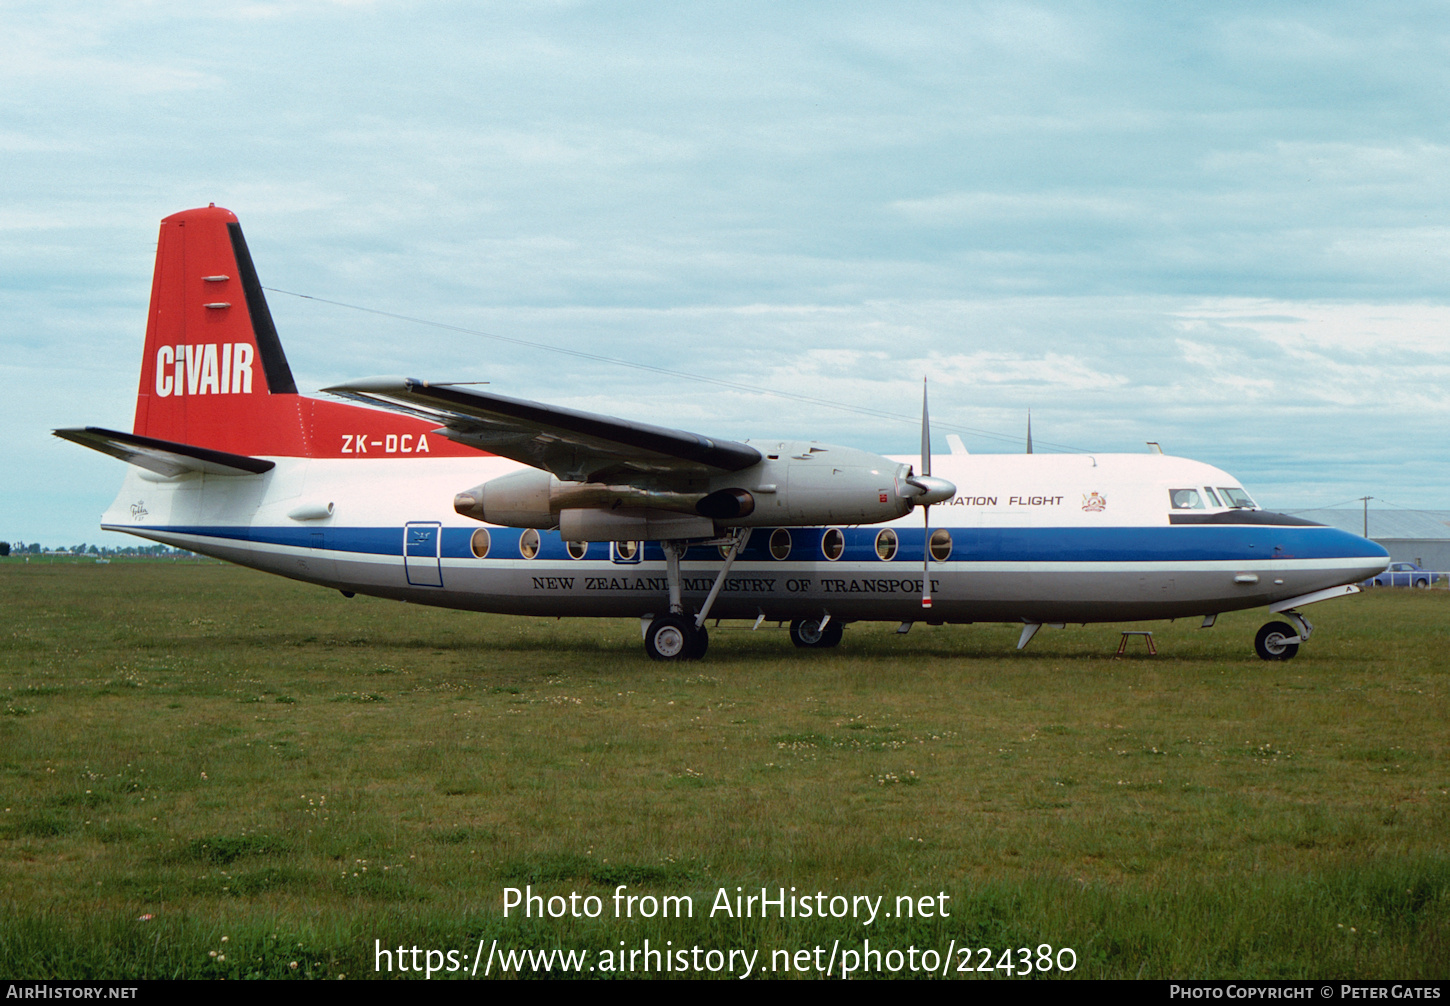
(1217, 487, 1255, 508)
(1169, 488, 1204, 510)
(1202, 486, 1222, 507)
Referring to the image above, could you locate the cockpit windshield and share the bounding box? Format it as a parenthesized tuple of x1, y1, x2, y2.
(1169, 486, 1257, 510)
(1217, 487, 1255, 508)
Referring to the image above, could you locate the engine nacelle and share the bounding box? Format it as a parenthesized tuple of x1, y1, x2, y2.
(559, 508, 714, 542)
(696, 487, 755, 520)
(452, 441, 955, 535)
(724, 442, 926, 527)
(453, 469, 707, 529)
(454, 468, 556, 528)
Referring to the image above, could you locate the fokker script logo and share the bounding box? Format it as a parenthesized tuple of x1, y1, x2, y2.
(130, 501, 148, 520)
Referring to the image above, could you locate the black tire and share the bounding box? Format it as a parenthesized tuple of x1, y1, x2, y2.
(789, 618, 843, 649)
(1254, 621, 1300, 661)
(687, 623, 709, 660)
(1414, 578, 1429, 589)
(646, 615, 693, 661)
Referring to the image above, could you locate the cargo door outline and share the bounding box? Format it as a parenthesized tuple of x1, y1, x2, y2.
(404, 521, 444, 587)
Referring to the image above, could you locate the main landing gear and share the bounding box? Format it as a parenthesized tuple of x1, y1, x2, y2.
(644, 615, 709, 661)
(641, 531, 746, 661)
(790, 616, 843, 649)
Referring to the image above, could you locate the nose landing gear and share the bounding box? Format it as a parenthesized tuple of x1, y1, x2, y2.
(1254, 621, 1300, 661)
(1255, 609, 1312, 661)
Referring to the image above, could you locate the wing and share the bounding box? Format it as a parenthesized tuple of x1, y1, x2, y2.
(323, 378, 761, 483)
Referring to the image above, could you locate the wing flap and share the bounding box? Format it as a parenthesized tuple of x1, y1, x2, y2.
(54, 427, 275, 478)
(324, 377, 762, 482)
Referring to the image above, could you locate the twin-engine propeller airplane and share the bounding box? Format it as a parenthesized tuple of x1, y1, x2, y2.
(58, 206, 1389, 661)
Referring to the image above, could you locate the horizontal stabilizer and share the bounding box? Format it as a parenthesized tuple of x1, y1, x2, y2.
(325, 377, 762, 482)
(54, 427, 275, 478)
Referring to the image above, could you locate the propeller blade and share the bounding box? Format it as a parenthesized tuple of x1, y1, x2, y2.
(921, 378, 933, 608)
(922, 503, 932, 608)
(903, 380, 955, 507)
(920, 378, 931, 478)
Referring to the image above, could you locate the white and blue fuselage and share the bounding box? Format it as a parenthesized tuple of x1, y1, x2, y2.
(103, 449, 1388, 631)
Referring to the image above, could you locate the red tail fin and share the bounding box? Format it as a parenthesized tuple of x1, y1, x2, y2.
(132, 205, 304, 453)
(130, 205, 482, 460)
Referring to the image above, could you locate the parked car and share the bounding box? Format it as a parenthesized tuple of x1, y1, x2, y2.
(1366, 562, 1434, 588)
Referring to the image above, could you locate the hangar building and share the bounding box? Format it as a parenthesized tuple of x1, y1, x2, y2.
(1286, 507, 1450, 573)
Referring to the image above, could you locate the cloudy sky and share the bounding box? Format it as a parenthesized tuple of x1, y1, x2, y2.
(4, 2, 1448, 546)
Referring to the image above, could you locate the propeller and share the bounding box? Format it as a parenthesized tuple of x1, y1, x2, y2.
(904, 379, 955, 608)
(921, 381, 934, 608)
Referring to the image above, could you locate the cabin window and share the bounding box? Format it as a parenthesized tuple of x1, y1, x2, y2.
(1217, 487, 1256, 508)
(821, 528, 845, 561)
(875, 528, 898, 561)
(769, 528, 792, 560)
(469, 528, 491, 559)
(519, 528, 540, 559)
(929, 528, 952, 562)
(1169, 488, 1205, 509)
(566, 540, 588, 560)
(613, 540, 639, 561)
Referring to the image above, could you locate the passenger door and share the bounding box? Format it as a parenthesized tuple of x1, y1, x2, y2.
(404, 521, 444, 587)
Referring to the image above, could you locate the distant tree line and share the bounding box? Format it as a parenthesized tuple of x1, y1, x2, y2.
(1, 541, 193, 558)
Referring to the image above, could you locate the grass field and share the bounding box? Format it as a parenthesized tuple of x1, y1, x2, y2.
(1, 560, 1446, 979)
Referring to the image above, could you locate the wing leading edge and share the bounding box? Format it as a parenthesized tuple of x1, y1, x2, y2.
(324, 377, 762, 483)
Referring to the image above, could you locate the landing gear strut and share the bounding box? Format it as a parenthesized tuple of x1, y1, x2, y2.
(642, 530, 747, 661)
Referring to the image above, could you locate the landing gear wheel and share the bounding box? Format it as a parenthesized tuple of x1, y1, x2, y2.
(687, 623, 709, 660)
(790, 618, 843, 649)
(646, 615, 692, 661)
(1254, 621, 1300, 661)
(645, 616, 708, 661)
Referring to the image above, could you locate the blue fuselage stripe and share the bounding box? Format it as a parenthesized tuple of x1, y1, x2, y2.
(137, 524, 1386, 564)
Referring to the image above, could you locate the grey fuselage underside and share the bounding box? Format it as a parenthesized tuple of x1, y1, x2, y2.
(129, 529, 1376, 626)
